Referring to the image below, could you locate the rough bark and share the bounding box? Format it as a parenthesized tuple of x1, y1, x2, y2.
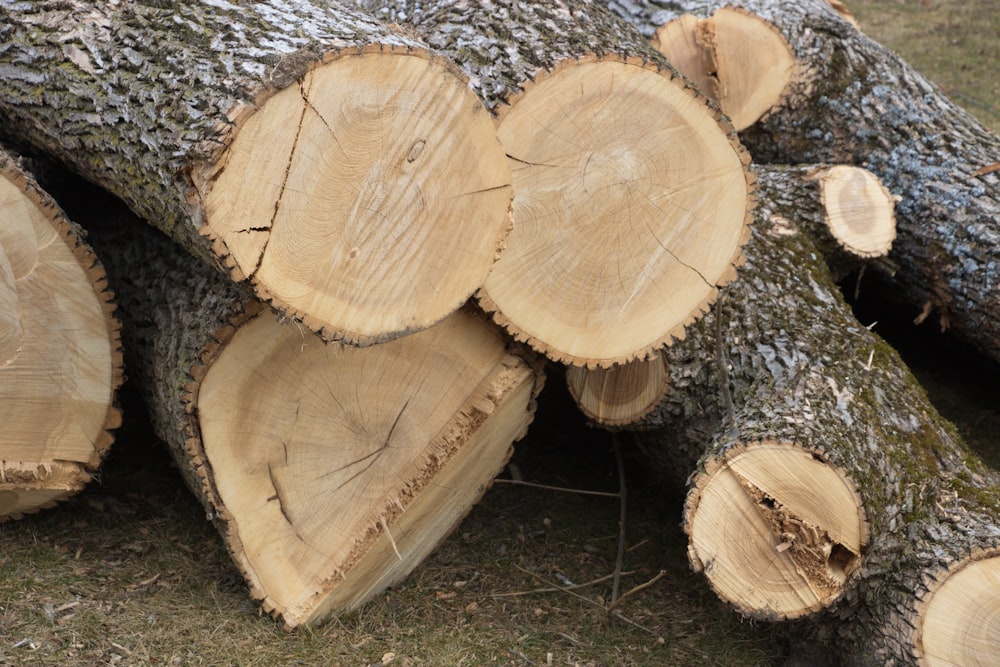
(354, 0, 754, 368)
(0, 0, 513, 345)
(607, 0, 1000, 366)
(0, 150, 123, 520)
(72, 183, 544, 629)
(624, 172, 1000, 663)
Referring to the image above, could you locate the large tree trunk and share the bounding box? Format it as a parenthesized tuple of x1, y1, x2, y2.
(606, 168, 1000, 663)
(0, 0, 513, 346)
(73, 186, 544, 630)
(566, 163, 896, 428)
(356, 0, 754, 368)
(0, 150, 123, 520)
(607, 0, 1000, 366)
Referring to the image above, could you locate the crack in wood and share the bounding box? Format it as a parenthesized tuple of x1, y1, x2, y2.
(316, 398, 411, 494)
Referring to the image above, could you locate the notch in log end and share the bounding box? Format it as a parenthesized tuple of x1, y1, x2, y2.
(684, 441, 867, 620)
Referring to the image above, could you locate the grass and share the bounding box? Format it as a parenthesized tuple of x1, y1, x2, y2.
(3, 3, 999, 666)
(850, 0, 1000, 134)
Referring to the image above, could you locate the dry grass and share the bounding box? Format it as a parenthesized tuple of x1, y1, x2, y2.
(0, 386, 788, 666)
(3, 3, 999, 666)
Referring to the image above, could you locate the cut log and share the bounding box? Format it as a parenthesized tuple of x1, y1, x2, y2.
(567, 163, 895, 429)
(356, 0, 753, 367)
(77, 194, 543, 629)
(0, 0, 512, 345)
(0, 150, 123, 520)
(565, 352, 668, 428)
(618, 171, 1000, 662)
(608, 0, 1000, 366)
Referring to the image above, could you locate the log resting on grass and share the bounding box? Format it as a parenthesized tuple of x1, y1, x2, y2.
(0, 0, 512, 345)
(567, 163, 895, 428)
(625, 171, 1000, 663)
(356, 0, 753, 368)
(608, 0, 1000, 366)
(0, 150, 123, 520)
(81, 197, 544, 630)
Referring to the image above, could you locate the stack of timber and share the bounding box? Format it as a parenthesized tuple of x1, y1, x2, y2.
(609, 0, 1000, 367)
(0, 150, 123, 521)
(0, 0, 513, 345)
(75, 191, 543, 630)
(355, 0, 754, 368)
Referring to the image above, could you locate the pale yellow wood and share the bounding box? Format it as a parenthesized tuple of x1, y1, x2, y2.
(0, 171, 119, 470)
(686, 442, 866, 619)
(486, 56, 750, 367)
(918, 553, 1000, 666)
(565, 353, 667, 427)
(0, 243, 23, 367)
(196, 308, 537, 627)
(202, 49, 512, 345)
(812, 165, 896, 257)
(650, 14, 718, 102)
(652, 8, 796, 131)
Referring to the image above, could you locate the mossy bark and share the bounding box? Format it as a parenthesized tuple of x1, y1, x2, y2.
(608, 0, 1000, 366)
(630, 174, 1000, 662)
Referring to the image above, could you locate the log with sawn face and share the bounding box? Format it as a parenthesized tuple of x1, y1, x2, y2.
(82, 205, 543, 630)
(0, 151, 123, 520)
(355, 0, 754, 368)
(0, 0, 513, 345)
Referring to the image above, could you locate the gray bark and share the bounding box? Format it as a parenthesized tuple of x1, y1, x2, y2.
(606, 0, 1000, 366)
(352, 0, 690, 113)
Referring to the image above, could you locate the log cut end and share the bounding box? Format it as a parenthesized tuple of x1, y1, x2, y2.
(481, 55, 752, 368)
(810, 165, 896, 258)
(0, 156, 123, 520)
(685, 442, 867, 620)
(198, 47, 513, 346)
(565, 353, 668, 428)
(915, 549, 1000, 666)
(191, 307, 541, 629)
(652, 8, 796, 131)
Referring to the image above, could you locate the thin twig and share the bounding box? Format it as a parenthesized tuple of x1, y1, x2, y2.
(492, 478, 619, 498)
(610, 433, 627, 606)
(491, 570, 634, 598)
(606, 570, 667, 614)
(714, 293, 736, 436)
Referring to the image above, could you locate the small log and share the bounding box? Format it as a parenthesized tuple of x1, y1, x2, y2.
(0, 0, 512, 345)
(78, 194, 543, 629)
(357, 0, 753, 367)
(0, 150, 123, 520)
(567, 163, 895, 428)
(608, 0, 1000, 365)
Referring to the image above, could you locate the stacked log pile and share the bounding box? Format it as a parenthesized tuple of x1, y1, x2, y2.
(1, 0, 999, 661)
